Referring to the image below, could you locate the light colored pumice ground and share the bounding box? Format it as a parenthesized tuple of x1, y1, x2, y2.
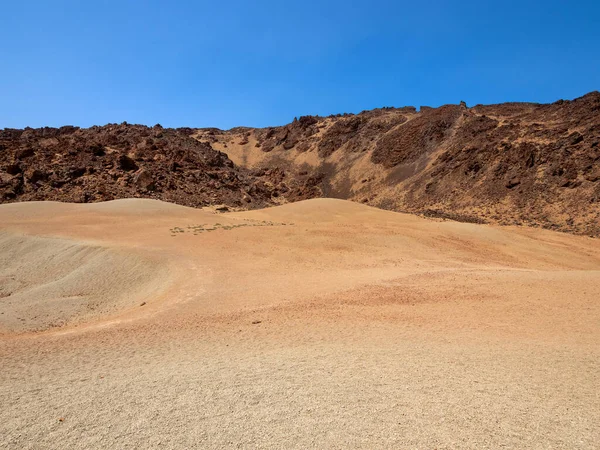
(1, 198, 599, 449)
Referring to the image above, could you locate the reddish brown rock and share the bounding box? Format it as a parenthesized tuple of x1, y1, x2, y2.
(2, 92, 600, 236)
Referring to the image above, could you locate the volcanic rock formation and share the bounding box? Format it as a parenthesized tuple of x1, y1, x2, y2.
(2, 92, 599, 235)
(196, 92, 600, 236)
(0, 124, 318, 208)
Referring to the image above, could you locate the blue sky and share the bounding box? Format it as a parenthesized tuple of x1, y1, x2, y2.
(1, 0, 598, 129)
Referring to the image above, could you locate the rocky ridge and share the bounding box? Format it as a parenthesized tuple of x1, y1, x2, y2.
(196, 92, 600, 236)
(2, 92, 599, 235)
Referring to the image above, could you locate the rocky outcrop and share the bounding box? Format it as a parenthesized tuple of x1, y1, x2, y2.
(3, 92, 600, 236)
(0, 124, 291, 208)
(194, 92, 600, 236)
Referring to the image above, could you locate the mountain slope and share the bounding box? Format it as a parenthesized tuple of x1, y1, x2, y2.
(1, 92, 599, 235)
(197, 92, 600, 235)
(0, 124, 307, 209)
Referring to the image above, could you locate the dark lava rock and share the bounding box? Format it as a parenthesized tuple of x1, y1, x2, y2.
(118, 155, 139, 171)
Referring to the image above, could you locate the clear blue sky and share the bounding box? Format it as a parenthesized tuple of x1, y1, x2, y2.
(1, 0, 598, 129)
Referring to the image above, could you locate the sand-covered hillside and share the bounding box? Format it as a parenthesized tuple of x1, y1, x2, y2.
(1, 198, 599, 448)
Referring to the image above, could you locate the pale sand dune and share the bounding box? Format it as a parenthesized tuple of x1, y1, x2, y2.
(0, 232, 169, 333)
(1, 198, 600, 448)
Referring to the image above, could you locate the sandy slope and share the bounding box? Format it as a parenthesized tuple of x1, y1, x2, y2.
(1, 198, 600, 448)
